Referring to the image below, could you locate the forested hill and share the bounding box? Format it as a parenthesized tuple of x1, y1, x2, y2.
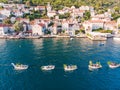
(0, 0, 120, 11)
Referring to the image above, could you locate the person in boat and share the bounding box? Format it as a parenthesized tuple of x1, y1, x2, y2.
(111, 62, 117, 66)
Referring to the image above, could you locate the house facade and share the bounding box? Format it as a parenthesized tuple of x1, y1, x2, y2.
(32, 23, 46, 36)
(0, 24, 13, 36)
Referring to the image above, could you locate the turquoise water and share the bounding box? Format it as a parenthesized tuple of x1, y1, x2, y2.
(0, 38, 120, 90)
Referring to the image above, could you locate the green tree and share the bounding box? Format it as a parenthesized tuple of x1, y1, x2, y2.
(3, 18, 11, 24)
(13, 21, 24, 32)
(84, 11, 91, 20)
(26, 0, 31, 7)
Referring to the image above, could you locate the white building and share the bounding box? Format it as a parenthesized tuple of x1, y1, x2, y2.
(53, 23, 62, 34)
(32, 23, 45, 36)
(79, 6, 90, 11)
(83, 20, 104, 32)
(47, 11, 56, 17)
(91, 14, 111, 22)
(0, 24, 13, 36)
(47, 2, 52, 12)
(0, 9, 11, 17)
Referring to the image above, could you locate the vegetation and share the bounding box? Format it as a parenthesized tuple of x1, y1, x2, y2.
(0, 0, 119, 13)
(59, 13, 70, 19)
(75, 29, 85, 35)
(93, 28, 113, 33)
(13, 21, 24, 32)
(20, 0, 120, 12)
(84, 11, 91, 20)
(3, 18, 11, 24)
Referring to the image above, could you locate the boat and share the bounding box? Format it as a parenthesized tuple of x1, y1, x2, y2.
(107, 61, 120, 69)
(41, 65, 55, 71)
(70, 38, 73, 40)
(11, 63, 28, 70)
(88, 61, 102, 69)
(99, 43, 104, 46)
(63, 64, 77, 71)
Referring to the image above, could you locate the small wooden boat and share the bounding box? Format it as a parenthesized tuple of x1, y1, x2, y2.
(107, 61, 120, 69)
(64, 64, 77, 71)
(41, 65, 55, 71)
(11, 63, 28, 70)
(88, 61, 102, 69)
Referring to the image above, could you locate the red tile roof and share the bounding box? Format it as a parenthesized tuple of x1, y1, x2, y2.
(38, 23, 45, 27)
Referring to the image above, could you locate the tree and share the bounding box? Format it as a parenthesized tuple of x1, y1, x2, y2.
(84, 11, 91, 20)
(3, 18, 11, 25)
(25, 0, 31, 7)
(13, 21, 24, 32)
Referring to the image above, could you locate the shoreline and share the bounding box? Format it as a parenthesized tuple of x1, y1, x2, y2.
(0, 34, 113, 41)
(0, 34, 87, 39)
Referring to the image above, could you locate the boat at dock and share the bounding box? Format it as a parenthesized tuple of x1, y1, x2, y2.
(41, 65, 55, 71)
(99, 43, 104, 46)
(63, 64, 77, 71)
(11, 63, 28, 70)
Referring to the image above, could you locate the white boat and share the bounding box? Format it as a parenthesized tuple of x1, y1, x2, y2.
(70, 38, 73, 40)
(99, 43, 104, 46)
(41, 65, 55, 71)
(107, 61, 120, 69)
(11, 63, 28, 70)
(64, 64, 77, 71)
(88, 61, 102, 69)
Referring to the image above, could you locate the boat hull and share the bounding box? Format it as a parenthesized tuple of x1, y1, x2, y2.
(41, 65, 55, 70)
(88, 65, 102, 69)
(109, 64, 120, 69)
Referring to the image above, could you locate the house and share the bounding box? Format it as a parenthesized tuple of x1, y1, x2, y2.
(83, 20, 104, 32)
(16, 18, 30, 23)
(62, 19, 79, 36)
(104, 21, 117, 33)
(32, 23, 46, 36)
(47, 11, 56, 17)
(34, 19, 50, 28)
(47, 2, 52, 12)
(79, 6, 90, 11)
(35, 6, 46, 11)
(0, 9, 11, 17)
(16, 4, 25, 10)
(52, 23, 62, 35)
(91, 14, 111, 22)
(58, 10, 65, 15)
(0, 14, 7, 23)
(83, 19, 117, 33)
(0, 24, 13, 36)
(71, 10, 85, 18)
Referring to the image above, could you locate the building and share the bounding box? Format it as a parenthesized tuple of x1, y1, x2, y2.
(0, 9, 11, 17)
(0, 24, 13, 36)
(32, 23, 46, 36)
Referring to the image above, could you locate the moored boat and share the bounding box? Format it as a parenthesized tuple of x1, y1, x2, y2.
(88, 61, 102, 69)
(11, 63, 28, 70)
(70, 38, 73, 40)
(63, 64, 77, 71)
(107, 61, 120, 69)
(99, 43, 104, 46)
(41, 65, 55, 71)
